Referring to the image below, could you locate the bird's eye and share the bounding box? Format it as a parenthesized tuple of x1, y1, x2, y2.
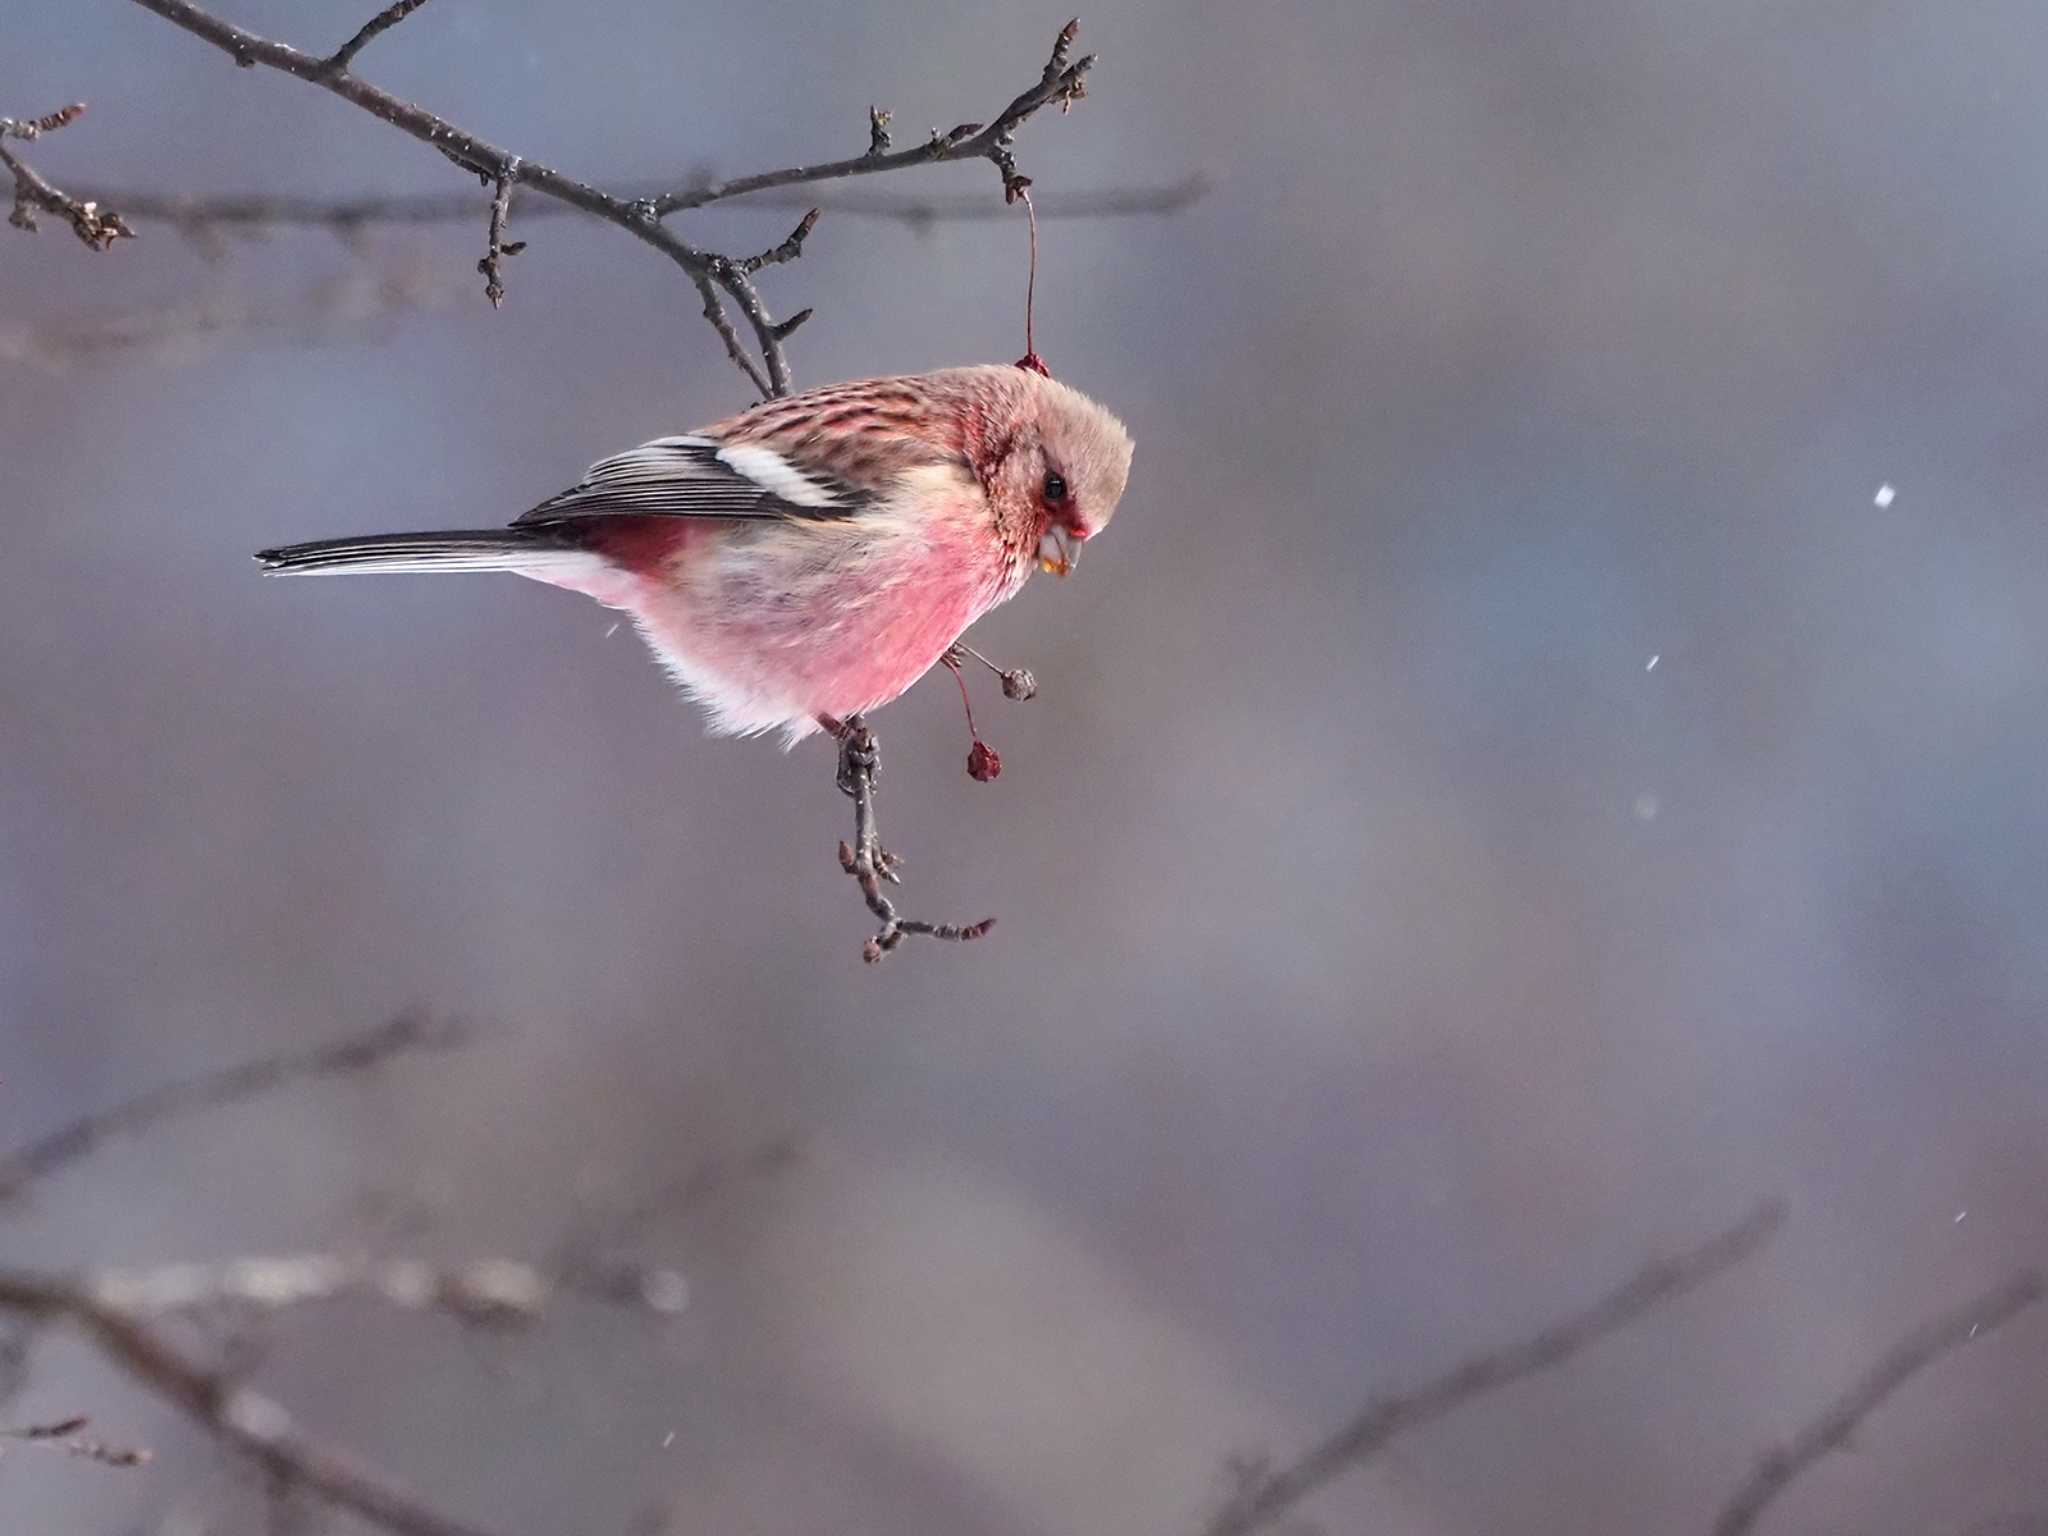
(1043, 471, 1068, 504)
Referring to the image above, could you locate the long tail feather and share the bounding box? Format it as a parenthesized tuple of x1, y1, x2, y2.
(255, 528, 583, 577)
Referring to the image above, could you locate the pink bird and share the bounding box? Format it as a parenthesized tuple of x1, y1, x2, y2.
(258, 365, 1133, 744)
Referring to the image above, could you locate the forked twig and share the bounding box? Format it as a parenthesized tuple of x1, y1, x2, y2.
(1, 102, 135, 250)
(324, 0, 433, 74)
(110, 3, 1121, 397)
(832, 717, 995, 963)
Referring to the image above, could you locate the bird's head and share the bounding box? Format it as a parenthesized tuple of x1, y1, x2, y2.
(965, 366, 1133, 577)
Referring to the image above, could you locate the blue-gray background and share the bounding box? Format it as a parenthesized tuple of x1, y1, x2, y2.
(5, 2, 2048, 1531)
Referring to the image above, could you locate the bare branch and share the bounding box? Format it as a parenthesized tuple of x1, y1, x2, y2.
(0, 1012, 473, 1204)
(690, 269, 773, 399)
(0, 1030, 690, 1531)
(325, 0, 433, 75)
(830, 717, 996, 962)
(648, 18, 1096, 216)
(477, 160, 524, 309)
(0, 1268, 505, 1536)
(1709, 1271, 2046, 1536)
(122, 0, 791, 392)
(706, 257, 793, 396)
(2, 103, 136, 250)
(115, 2, 1133, 398)
(1201, 1201, 1790, 1536)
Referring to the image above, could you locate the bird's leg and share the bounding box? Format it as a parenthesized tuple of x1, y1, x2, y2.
(830, 716, 900, 882)
(824, 714, 893, 876)
(820, 714, 863, 796)
(824, 712, 995, 964)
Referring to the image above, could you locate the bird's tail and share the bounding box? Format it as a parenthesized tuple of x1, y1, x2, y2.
(255, 527, 586, 577)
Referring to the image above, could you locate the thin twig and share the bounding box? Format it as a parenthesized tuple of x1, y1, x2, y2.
(1201, 1201, 1791, 1536)
(0, 104, 89, 140)
(1708, 1271, 2046, 1536)
(690, 269, 772, 399)
(735, 207, 819, 275)
(0, 1269, 504, 1536)
(478, 159, 524, 309)
(325, 0, 434, 74)
(0, 1012, 473, 1204)
(707, 257, 793, 396)
(832, 717, 996, 962)
(0, 1414, 152, 1467)
(2, 103, 136, 250)
(649, 18, 1094, 216)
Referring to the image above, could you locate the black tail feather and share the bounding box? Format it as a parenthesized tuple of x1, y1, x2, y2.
(255, 527, 578, 576)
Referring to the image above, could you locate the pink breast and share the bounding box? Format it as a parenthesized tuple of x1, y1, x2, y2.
(575, 512, 1020, 733)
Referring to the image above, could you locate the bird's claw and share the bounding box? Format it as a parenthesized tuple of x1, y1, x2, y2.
(837, 839, 902, 884)
(834, 720, 880, 798)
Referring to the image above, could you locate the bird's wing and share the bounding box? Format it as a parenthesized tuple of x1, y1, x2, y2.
(512, 435, 874, 526)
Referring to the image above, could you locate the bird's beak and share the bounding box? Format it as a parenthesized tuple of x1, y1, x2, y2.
(1037, 527, 1076, 578)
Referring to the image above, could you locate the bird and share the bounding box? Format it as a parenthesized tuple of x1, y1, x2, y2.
(256, 364, 1133, 744)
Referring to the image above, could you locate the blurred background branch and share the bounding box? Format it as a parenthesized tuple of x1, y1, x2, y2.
(0, 258, 471, 371)
(0, 1019, 699, 1536)
(1200, 1197, 2043, 1536)
(57, 174, 1210, 247)
(1203, 1201, 1789, 1536)
(0, 1013, 472, 1205)
(75, 1249, 688, 1326)
(0, 1259, 506, 1536)
(1710, 1272, 2047, 1536)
